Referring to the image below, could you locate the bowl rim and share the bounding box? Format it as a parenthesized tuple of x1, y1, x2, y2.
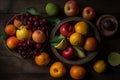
(50, 17, 101, 65)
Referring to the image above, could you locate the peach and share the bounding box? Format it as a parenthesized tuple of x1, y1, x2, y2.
(6, 36, 19, 49)
(5, 24, 16, 36)
(32, 30, 46, 43)
(13, 19, 22, 28)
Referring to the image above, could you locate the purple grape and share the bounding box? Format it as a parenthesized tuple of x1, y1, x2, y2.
(18, 42, 22, 46)
(36, 43, 42, 49)
(34, 21, 39, 26)
(28, 16, 33, 21)
(33, 16, 39, 21)
(20, 15, 24, 20)
(37, 26, 42, 30)
(27, 40, 36, 47)
(42, 18, 47, 24)
(32, 27, 37, 31)
(14, 16, 20, 21)
(26, 25, 31, 30)
(25, 13, 31, 17)
(27, 21, 33, 25)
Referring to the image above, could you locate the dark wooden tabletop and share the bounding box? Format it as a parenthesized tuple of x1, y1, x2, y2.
(0, 0, 120, 80)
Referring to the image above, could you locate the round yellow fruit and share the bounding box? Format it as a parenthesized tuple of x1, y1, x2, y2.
(16, 25, 32, 40)
(75, 21, 89, 35)
(93, 60, 106, 73)
(49, 62, 66, 78)
(69, 33, 84, 46)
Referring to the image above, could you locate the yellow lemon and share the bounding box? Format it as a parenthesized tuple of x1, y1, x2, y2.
(75, 21, 89, 35)
(69, 33, 84, 46)
(55, 39, 67, 50)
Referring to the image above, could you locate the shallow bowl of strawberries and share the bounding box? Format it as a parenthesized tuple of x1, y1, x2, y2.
(4, 12, 48, 59)
(50, 17, 101, 65)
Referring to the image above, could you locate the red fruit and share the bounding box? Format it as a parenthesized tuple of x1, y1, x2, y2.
(6, 36, 19, 49)
(5, 24, 16, 36)
(82, 6, 95, 20)
(62, 46, 74, 59)
(60, 23, 74, 37)
(13, 19, 22, 28)
(64, 0, 79, 16)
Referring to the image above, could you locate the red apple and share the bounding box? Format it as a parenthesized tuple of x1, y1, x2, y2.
(64, 0, 79, 16)
(61, 46, 75, 59)
(82, 6, 95, 20)
(60, 23, 74, 37)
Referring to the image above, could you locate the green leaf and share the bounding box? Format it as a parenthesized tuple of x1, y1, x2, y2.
(26, 7, 40, 15)
(50, 35, 65, 46)
(47, 17, 61, 26)
(0, 26, 8, 40)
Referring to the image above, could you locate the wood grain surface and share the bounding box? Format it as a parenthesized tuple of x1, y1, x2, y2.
(0, 0, 120, 80)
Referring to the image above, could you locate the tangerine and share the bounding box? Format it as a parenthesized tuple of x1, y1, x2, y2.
(35, 52, 50, 66)
(69, 32, 84, 46)
(70, 65, 86, 79)
(75, 21, 89, 35)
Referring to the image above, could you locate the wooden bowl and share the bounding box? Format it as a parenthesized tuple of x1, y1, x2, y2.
(50, 17, 101, 65)
(96, 15, 118, 37)
(3, 13, 48, 58)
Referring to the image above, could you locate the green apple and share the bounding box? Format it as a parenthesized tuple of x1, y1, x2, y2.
(16, 25, 32, 40)
(45, 2, 59, 16)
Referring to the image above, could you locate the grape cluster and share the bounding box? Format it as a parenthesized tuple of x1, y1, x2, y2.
(13, 13, 48, 58)
(14, 12, 47, 33)
(17, 39, 43, 58)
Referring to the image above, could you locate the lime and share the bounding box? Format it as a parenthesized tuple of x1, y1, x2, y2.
(108, 52, 120, 66)
(45, 2, 59, 16)
(55, 39, 67, 50)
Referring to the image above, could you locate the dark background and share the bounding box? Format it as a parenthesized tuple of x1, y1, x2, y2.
(0, 0, 120, 80)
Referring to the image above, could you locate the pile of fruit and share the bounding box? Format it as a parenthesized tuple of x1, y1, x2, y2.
(3, 0, 120, 80)
(4, 11, 48, 58)
(50, 20, 98, 60)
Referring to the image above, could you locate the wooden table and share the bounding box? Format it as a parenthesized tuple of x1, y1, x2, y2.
(0, 0, 120, 80)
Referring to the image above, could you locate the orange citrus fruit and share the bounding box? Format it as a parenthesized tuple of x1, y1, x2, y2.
(49, 62, 66, 78)
(93, 60, 106, 73)
(70, 65, 86, 79)
(75, 21, 89, 35)
(35, 52, 50, 66)
(84, 37, 97, 51)
(69, 32, 84, 46)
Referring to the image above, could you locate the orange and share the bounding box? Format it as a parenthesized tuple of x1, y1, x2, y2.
(69, 32, 84, 46)
(93, 60, 106, 73)
(75, 21, 89, 35)
(49, 62, 66, 78)
(35, 52, 50, 66)
(5, 24, 16, 36)
(70, 65, 86, 79)
(84, 37, 97, 51)
(6, 36, 19, 49)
